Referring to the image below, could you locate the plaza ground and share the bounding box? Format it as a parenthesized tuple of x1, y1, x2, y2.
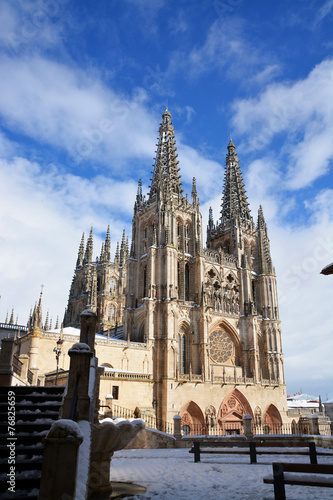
(111, 448, 333, 500)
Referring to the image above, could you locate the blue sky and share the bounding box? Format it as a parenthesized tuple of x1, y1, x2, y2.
(0, 0, 332, 399)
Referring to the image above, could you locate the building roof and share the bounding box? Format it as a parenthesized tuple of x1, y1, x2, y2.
(287, 393, 319, 408)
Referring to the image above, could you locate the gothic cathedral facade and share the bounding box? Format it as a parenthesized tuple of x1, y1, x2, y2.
(63, 108, 287, 431)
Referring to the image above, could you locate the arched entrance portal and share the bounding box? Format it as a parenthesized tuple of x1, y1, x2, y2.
(180, 401, 205, 435)
(218, 389, 253, 435)
(262, 404, 282, 434)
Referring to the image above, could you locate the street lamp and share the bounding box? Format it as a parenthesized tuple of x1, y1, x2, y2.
(53, 337, 63, 385)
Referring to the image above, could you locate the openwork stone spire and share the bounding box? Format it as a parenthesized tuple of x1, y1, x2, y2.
(32, 290, 43, 329)
(257, 205, 274, 275)
(103, 225, 111, 262)
(83, 227, 93, 264)
(221, 139, 251, 223)
(76, 232, 85, 268)
(148, 108, 182, 203)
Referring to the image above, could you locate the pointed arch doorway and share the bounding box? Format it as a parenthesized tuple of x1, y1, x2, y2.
(218, 389, 253, 435)
(180, 401, 205, 435)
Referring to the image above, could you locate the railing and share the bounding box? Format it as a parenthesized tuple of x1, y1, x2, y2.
(181, 422, 318, 437)
(12, 355, 23, 377)
(183, 422, 244, 436)
(0, 323, 28, 332)
(102, 371, 152, 381)
(101, 402, 174, 434)
(202, 249, 237, 268)
(252, 423, 308, 435)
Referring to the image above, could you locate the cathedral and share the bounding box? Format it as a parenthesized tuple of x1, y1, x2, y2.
(11, 109, 288, 433)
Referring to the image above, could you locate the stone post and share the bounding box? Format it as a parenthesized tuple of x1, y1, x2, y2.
(39, 420, 83, 500)
(0, 337, 16, 385)
(18, 354, 29, 381)
(61, 343, 93, 421)
(173, 414, 182, 440)
(80, 309, 97, 354)
(309, 414, 320, 435)
(243, 414, 253, 438)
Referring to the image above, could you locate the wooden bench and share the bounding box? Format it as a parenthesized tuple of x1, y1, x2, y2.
(263, 462, 333, 500)
(189, 440, 333, 464)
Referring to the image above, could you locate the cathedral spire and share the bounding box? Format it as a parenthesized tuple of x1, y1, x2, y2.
(32, 289, 43, 329)
(136, 179, 143, 209)
(9, 308, 14, 325)
(104, 225, 111, 262)
(100, 242, 105, 262)
(83, 227, 93, 264)
(191, 177, 198, 205)
(221, 140, 251, 224)
(115, 241, 120, 265)
(120, 230, 127, 266)
(257, 205, 274, 275)
(76, 232, 85, 268)
(208, 206, 215, 230)
(148, 108, 182, 203)
(44, 310, 49, 330)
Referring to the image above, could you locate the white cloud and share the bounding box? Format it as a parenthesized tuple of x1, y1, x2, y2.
(268, 191, 333, 396)
(0, 0, 68, 52)
(177, 144, 222, 200)
(315, 0, 333, 25)
(232, 59, 333, 189)
(0, 156, 135, 326)
(186, 18, 280, 86)
(0, 55, 157, 171)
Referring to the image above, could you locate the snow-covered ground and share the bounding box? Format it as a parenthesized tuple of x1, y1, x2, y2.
(111, 448, 333, 500)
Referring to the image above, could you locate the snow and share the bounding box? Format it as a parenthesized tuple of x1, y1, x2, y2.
(69, 342, 91, 352)
(103, 367, 144, 374)
(51, 326, 106, 339)
(49, 419, 84, 439)
(111, 448, 333, 500)
(75, 420, 91, 500)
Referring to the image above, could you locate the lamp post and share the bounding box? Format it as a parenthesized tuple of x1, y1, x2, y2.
(53, 337, 63, 385)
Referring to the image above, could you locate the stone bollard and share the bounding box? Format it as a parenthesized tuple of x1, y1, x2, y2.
(61, 343, 93, 421)
(243, 414, 253, 438)
(80, 309, 97, 354)
(173, 414, 182, 440)
(309, 414, 320, 435)
(39, 420, 83, 500)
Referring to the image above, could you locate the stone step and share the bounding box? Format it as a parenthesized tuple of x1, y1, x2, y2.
(0, 457, 43, 473)
(0, 385, 65, 499)
(0, 474, 41, 498)
(0, 408, 60, 422)
(0, 444, 44, 460)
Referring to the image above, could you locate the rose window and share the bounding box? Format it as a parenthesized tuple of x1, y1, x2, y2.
(209, 330, 234, 363)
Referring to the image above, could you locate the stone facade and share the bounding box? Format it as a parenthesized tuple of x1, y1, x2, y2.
(7, 109, 289, 433)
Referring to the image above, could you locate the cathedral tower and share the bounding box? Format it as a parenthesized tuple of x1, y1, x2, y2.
(60, 109, 286, 431)
(64, 226, 128, 331)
